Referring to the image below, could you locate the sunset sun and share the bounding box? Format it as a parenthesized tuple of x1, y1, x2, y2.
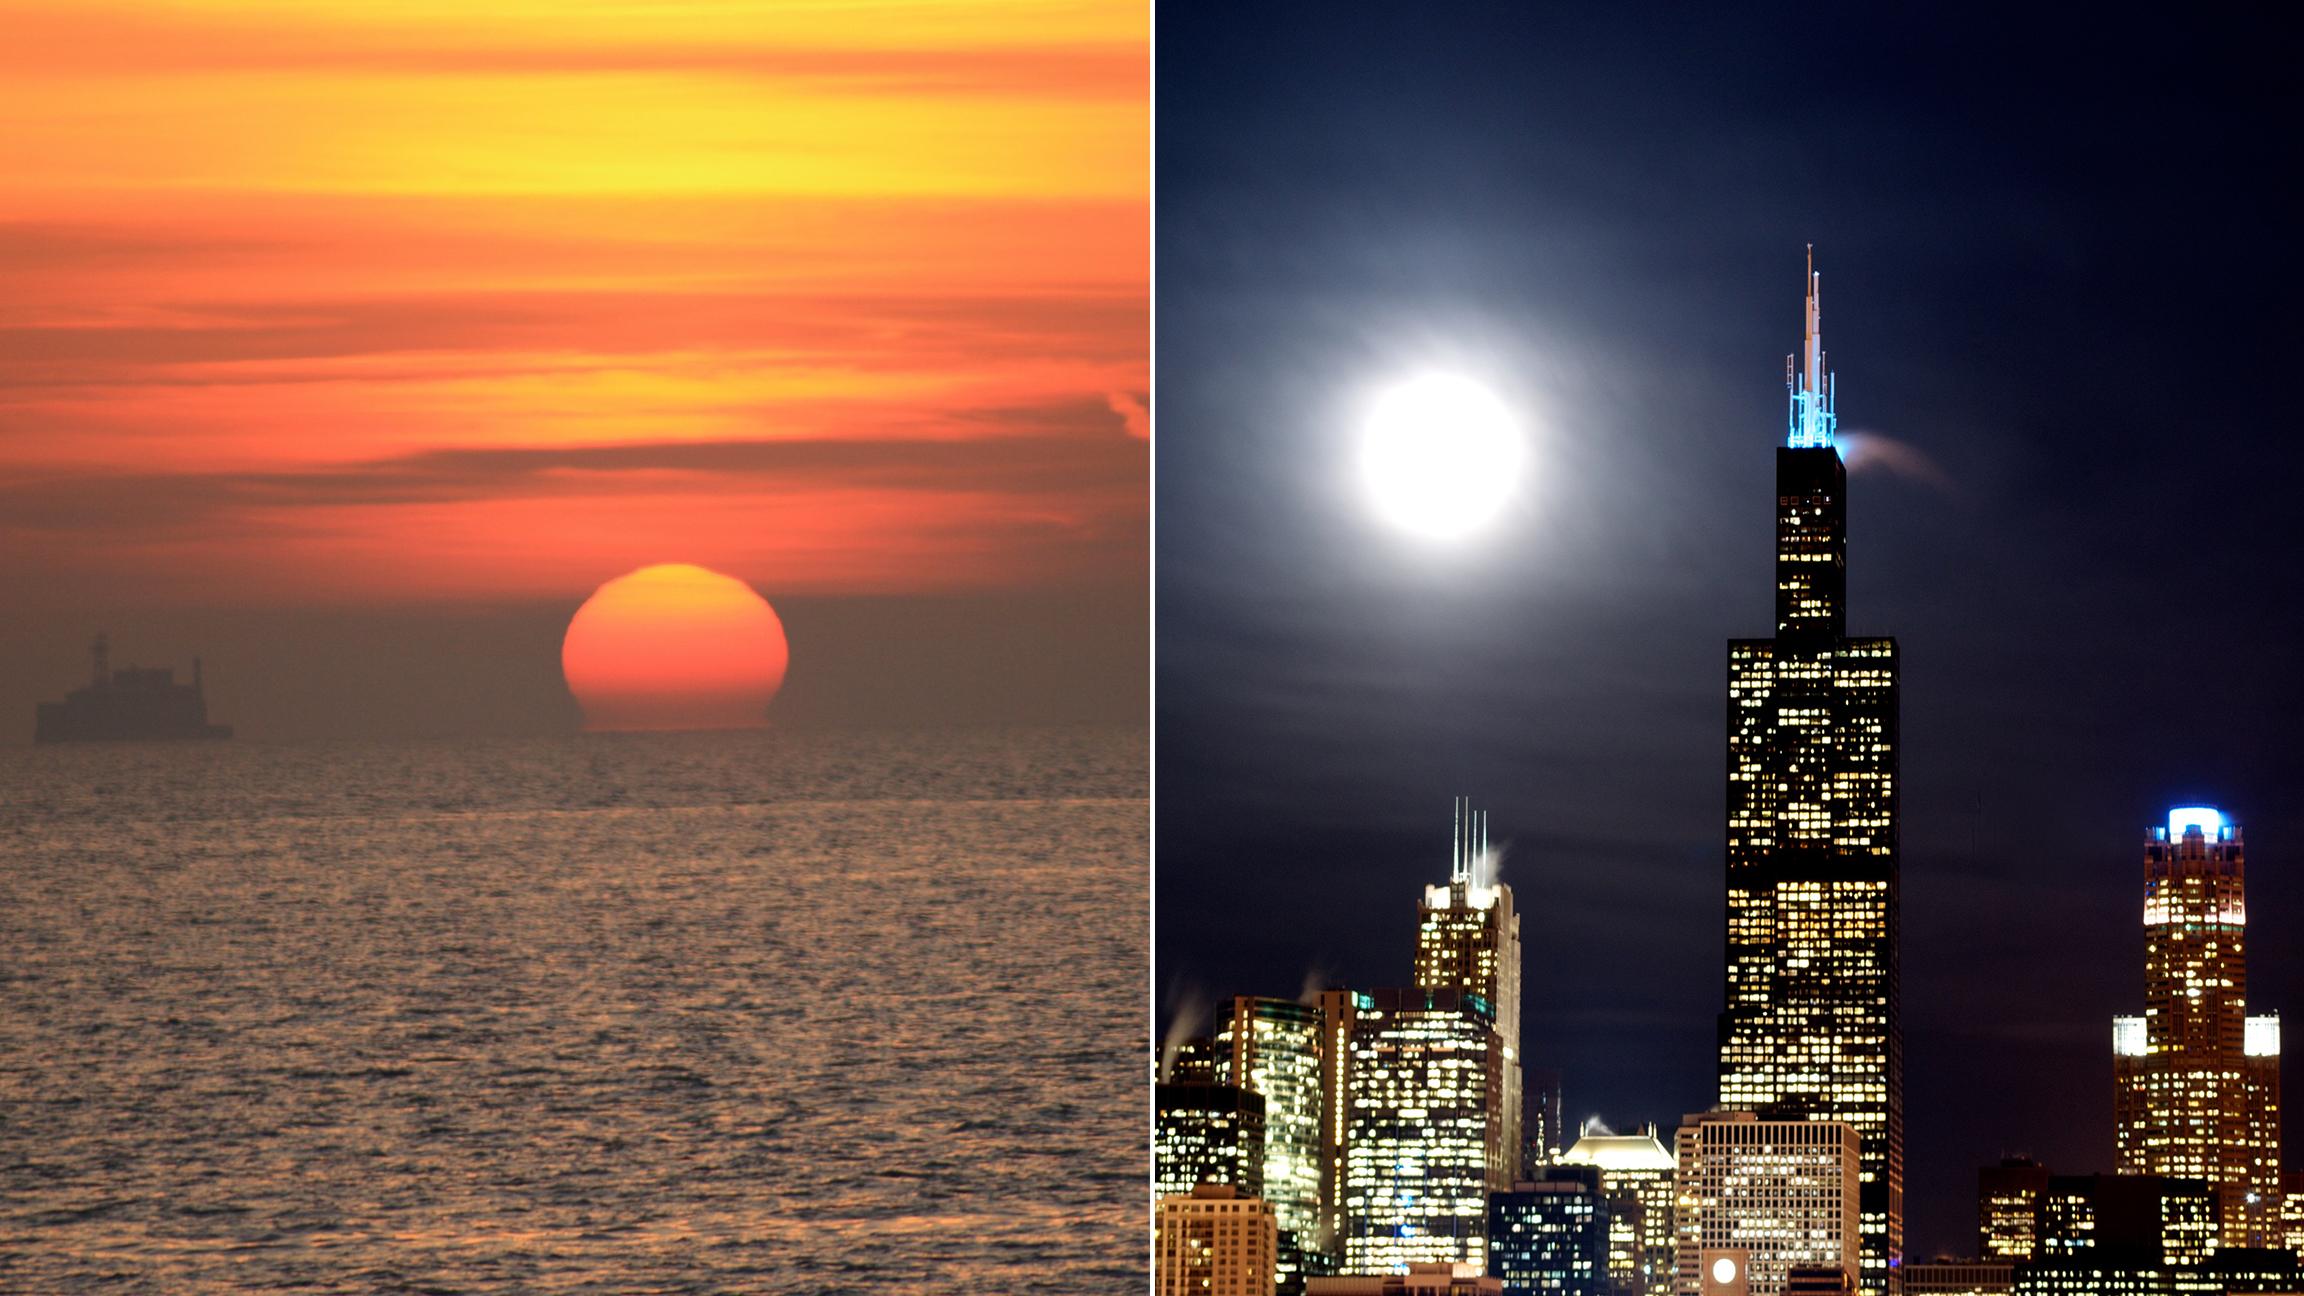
(561, 564, 789, 732)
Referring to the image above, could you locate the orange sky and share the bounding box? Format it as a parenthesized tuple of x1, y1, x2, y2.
(0, 0, 1146, 608)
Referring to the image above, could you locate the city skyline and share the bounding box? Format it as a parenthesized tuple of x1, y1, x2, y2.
(1155, 3, 2302, 1262)
(1163, 792, 2290, 1273)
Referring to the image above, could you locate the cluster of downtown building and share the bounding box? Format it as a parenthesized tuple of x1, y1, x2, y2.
(1155, 259, 2295, 1296)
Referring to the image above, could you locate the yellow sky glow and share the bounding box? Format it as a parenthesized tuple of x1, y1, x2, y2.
(0, 0, 1147, 605)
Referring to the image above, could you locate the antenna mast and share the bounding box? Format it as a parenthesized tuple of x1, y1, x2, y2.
(1786, 244, 1839, 450)
(1451, 796, 1468, 883)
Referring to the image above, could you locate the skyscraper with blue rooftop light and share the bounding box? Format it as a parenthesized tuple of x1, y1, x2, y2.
(2112, 805, 2283, 1248)
(1718, 251, 1902, 1295)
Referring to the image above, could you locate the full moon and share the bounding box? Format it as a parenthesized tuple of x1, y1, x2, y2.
(561, 563, 789, 732)
(1359, 373, 1524, 539)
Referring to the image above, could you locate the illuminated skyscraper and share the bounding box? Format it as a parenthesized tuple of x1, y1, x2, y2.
(1673, 1112, 1860, 1296)
(1719, 251, 1901, 1294)
(1976, 1158, 2049, 1262)
(2112, 805, 2283, 1247)
(1338, 987, 1510, 1275)
(1158, 1183, 1280, 1296)
(1416, 800, 1524, 1186)
(1157, 1081, 1268, 1200)
(1220, 994, 1327, 1291)
(1313, 808, 1524, 1277)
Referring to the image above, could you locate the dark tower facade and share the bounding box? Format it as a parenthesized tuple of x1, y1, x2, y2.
(1718, 251, 1902, 1294)
(1154, 1081, 1268, 1200)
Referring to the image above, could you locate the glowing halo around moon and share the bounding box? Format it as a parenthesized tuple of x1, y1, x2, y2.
(1358, 372, 1524, 540)
(561, 563, 789, 732)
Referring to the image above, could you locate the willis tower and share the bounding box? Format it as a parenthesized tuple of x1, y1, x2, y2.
(1719, 250, 1902, 1293)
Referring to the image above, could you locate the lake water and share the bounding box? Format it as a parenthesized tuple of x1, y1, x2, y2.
(0, 728, 1146, 1293)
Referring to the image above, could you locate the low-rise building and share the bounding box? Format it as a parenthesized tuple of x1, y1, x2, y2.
(1157, 1183, 1278, 1296)
(1307, 1263, 1504, 1296)
(1901, 1259, 2012, 1294)
(1489, 1165, 1610, 1296)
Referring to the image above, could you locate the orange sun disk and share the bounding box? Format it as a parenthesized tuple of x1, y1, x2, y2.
(562, 563, 789, 731)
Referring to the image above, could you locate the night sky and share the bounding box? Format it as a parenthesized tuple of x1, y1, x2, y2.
(1155, 5, 2302, 1261)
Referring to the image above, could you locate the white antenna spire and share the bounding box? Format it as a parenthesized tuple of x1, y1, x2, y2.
(1786, 243, 1839, 450)
(1451, 796, 1464, 883)
(1805, 243, 1821, 395)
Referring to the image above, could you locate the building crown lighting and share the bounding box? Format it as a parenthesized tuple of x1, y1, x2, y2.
(2247, 1014, 2281, 1059)
(2113, 1016, 2146, 1058)
(2165, 805, 2230, 841)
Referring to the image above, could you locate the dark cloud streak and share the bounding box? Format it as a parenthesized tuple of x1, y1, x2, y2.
(1, 430, 1147, 536)
(0, 289, 1142, 376)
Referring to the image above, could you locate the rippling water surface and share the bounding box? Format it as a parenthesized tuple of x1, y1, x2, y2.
(0, 729, 1146, 1293)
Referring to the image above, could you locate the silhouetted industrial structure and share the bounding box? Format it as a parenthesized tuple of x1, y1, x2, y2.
(34, 633, 232, 742)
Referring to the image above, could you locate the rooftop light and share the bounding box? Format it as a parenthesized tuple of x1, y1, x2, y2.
(2166, 806, 2228, 840)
